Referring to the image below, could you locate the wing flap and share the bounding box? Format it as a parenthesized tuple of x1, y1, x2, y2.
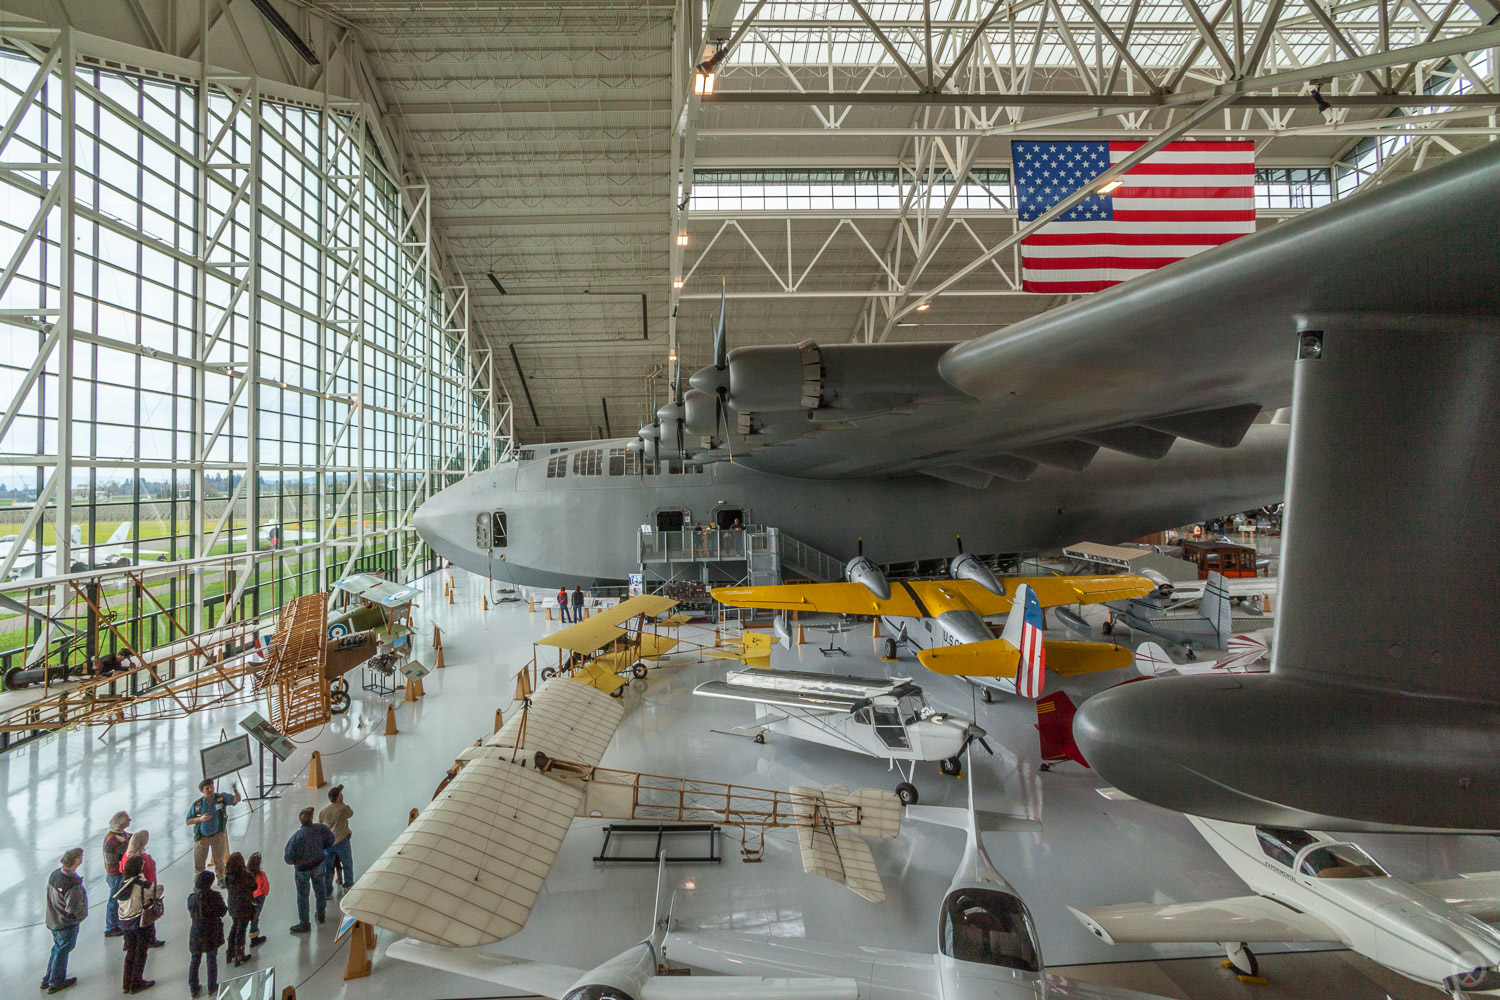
(1415, 873, 1500, 922)
(1070, 895, 1337, 945)
(385, 937, 583, 998)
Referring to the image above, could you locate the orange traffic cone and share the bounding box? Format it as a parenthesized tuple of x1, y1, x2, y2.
(306, 751, 328, 789)
(872, 618, 882, 639)
(482, 594, 489, 612)
(435, 647, 446, 670)
(494, 707, 505, 732)
(797, 625, 806, 645)
(546, 605, 553, 621)
(446, 588, 454, 605)
(383, 704, 399, 735)
(528, 596, 536, 613)
(432, 625, 442, 649)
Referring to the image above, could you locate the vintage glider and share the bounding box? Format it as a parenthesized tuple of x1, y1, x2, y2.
(694, 668, 986, 803)
(712, 552, 1146, 699)
(340, 678, 903, 948)
(532, 594, 684, 695)
(386, 858, 859, 1000)
(668, 761, 1174, 1000)
(1071, 816, 1500, 996)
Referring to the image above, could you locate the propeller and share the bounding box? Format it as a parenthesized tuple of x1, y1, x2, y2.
(961, 723, 994, 757)
(711, 279, 734, 460)
(672, 348, 686, 462)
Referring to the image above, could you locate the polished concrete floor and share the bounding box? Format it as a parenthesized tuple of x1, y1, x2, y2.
(1, 566, 1493, 999)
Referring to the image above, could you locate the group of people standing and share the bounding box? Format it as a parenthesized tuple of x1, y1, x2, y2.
(556, 585, 585, 622)
(40, 779, 355, 996)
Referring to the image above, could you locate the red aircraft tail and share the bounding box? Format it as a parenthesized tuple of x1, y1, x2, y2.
(1034, 691, 1089, 768)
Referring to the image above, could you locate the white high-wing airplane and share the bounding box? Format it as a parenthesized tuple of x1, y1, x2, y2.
(665, 766, 1172, 1000)
(387, 858, 860, 1000)
(1132, 638, 1270, 677)
(1, 524, 83, 580)
(1071, 815, 1500, 996)
(693, 668, 985, 804)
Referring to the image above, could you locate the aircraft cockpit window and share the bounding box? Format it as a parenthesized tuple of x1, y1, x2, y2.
(872, 706, 910, 749)
(852, 706, 872, 726)
(609, 448, 655, 477)
(898, 694, 929, 725)
(475, 513, 491, 549)
(1255, 826, 1317, 867)
(546, 456, 567, 478)
(1297, 844, 1387, 879)
(491, 512, 507, 548)
(938, 888, 1041, 972)
(572, 449, 603, 476)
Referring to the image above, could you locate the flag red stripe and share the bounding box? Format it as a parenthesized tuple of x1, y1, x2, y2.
(1122, 162, 1255, 175)
(1021, 279, 1127, 292)
(1114, 186, 1254, 199)
(1110, 140, 1256, 152)
(1113, 208, 1258, 221)
(1022, 231, 1243, 246)
(1023, 255, 1188, 270)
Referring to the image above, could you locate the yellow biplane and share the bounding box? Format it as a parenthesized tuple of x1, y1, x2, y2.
(712, 566, 1156, 701)
(531, 594, 689, 696)
(701, 628, 776, 667)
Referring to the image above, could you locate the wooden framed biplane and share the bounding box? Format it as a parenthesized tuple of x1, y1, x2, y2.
(529, 594, 693, 696)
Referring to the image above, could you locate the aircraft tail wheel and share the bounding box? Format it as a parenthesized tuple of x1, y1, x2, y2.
(981, 688, 994, 704)
(940, 756, 962, 776)
(609, 686, 625, 699)
(330, 691, 351, 715)
(883, 638, 897, 659)
(895, 781, 919, 806)
(753, 732, 765, 745)
(1223, 943, 1259, 979)
(540, 666, 558, 680)
(631, 662, 648, 679)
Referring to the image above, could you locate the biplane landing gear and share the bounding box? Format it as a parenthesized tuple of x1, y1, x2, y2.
(631, 662, 648, 679)
(940, 756, 962, 776)
(753, 732, 766, 745)
(981, 688, 995, 704)
(1222, 942, 1260, 980)
(895, 781, 919, 806)
(329, 677, 351, 715)
(883, 638, 897, 659)
(609, 686, 625, 699)
(541, 666, 558, 680)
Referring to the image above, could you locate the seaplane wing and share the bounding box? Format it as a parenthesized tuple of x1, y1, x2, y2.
(1070, 894, 1337, 945)
(712, 576, 1154, 618)
(341, 679, 626, 946)
(1414, 873, 1500, 923)
(331, 572, 421, 608)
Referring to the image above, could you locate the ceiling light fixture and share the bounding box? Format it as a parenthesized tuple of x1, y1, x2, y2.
(915, 302, 930, 312)
(676, 231, 689, 246)
(672, 278, 684, 289)
(694, 72, 715, 96)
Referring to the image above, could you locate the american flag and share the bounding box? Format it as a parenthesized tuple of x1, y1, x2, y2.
(1012, 140, 1256, 294)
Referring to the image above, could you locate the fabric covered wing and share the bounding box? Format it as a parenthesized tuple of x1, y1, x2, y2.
(485, 676, 625, 768)
(385, 937, 583, 998)
(1070, 895, 1337, 945)
(1415, 873, 1500, 923)
(665, 930, 936, 1000)
(790, 783, 885, 903)
(341, 761, 582, 947)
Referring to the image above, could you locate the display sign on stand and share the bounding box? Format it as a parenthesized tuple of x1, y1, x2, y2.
(239, 712, 295, 800)
(200, 735, 252, 784)
(399, 657, 431, 683)
(628, 573, 644, 597)
(217, 967, 273, 1000)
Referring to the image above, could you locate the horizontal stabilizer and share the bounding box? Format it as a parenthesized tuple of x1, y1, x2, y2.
(919, 637, 1019, 677)
(1045, 640, 1134, 676)
(790, 783, 891, 903)
(905, 804, 1041, 833)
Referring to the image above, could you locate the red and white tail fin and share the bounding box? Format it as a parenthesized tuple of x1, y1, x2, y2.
(1000, 584, 1047, 698)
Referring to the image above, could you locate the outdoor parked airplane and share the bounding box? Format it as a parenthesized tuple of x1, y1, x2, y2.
(694, 667, 986, 803)
(666, 762, 1173, 1000)
(714, 570, 1145, 701)
(0, 523, 168, 580)
(387, 857, 860, 1000)
(1071, 816, 1500, 996)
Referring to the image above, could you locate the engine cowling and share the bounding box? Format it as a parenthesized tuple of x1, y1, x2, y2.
(846, 554, 891, 601)
(950, 552, 1003, 596)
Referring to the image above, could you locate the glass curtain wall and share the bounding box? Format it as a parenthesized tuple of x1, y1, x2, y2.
(0, 45, 491, 681)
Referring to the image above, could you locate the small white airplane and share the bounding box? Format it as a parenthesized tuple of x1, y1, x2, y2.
(667, 761, 1173, 1000)
(388, 857, 860, 1000)
(1132, 637, 1270, 677)
(1, 523, 167, 580)
(1, 524, 84, 580)
(694, 668, 987, 804)
(1071, 815, 1500, 996)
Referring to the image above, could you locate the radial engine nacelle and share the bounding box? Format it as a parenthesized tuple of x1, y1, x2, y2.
(845, 538, 890, 601)
(950, 538, 1003, 596)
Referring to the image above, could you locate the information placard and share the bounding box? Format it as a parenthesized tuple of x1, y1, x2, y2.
(200, 735, 252, 783)
(239, 712, 296, 762)
(400, 658, 431, 682)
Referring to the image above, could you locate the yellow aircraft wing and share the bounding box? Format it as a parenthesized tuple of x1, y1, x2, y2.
(702, 630, 775, 667)
(713, 575, 1154, 618)
(1046, 640, 1135, 676)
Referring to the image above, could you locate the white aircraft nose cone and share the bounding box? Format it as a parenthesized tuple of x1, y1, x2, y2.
(413, 495, 443, 550)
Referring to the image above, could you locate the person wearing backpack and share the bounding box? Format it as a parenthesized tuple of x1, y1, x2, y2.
(101, 811, 130, 939)
(282, 807, 334, 933)
(42, 847, 87, 994)
(557, 586, 570, 622)
(114, 855, 161, 993)
(185, 871, 226, 998)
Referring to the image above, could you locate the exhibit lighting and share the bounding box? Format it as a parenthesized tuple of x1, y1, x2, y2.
(676, 231, 689, 246)
(694, 72, 715, 95)
(915, 302, 930, 312)
(1098, 178, 1123, 194)
(673, 278, 684, 288)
